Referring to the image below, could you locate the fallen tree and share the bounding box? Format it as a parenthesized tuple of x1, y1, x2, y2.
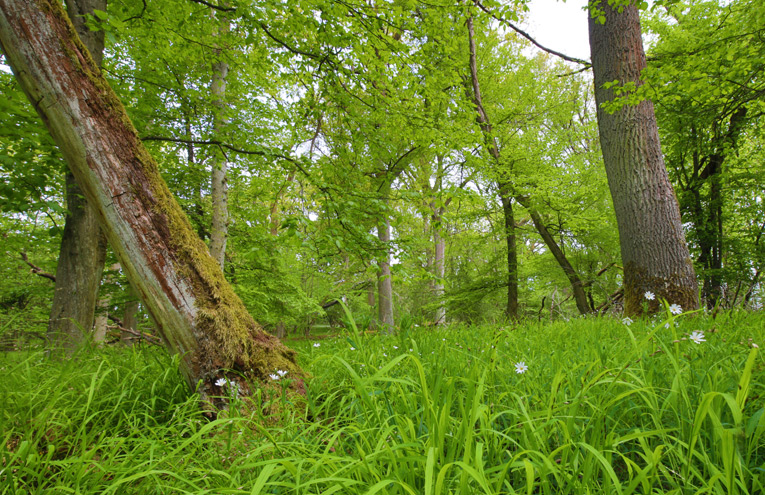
(0, 0, 304, 404)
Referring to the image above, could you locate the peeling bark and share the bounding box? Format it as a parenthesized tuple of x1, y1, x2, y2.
(0, 0, 303, 399)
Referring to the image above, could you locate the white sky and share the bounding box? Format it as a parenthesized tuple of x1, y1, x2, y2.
(524, 0, 591, 62)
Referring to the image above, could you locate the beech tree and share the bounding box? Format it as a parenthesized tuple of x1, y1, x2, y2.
(0, 0, 303, 398)
(588, 0, 699, 315)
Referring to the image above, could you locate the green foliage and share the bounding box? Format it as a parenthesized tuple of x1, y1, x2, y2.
(2, 312, 764, 493)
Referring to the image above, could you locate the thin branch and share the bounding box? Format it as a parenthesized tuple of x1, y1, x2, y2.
(186, 0, 236, 13)
(18, 251, 56, 282)
(474, 0, 591, 67)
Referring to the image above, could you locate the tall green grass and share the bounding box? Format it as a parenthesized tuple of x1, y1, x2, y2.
(1, 311, 764, 494)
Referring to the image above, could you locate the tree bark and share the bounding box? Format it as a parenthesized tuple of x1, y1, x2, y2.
(0, 0, 302, 399)
(498, 186, 519, 320)
(46, 0, 107, 349)
(209, 13, 229, 270)
(589, 2, 698, 315)
(377, 212, 395, 333)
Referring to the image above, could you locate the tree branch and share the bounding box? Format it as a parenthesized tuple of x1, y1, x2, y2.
(474, 0, 591, 67)
(18, 251, 56, 282)
(186, 0, 236, 13)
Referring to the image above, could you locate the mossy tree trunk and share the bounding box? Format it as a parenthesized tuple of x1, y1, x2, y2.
(46, 0, 107, 349)
(0, 0, 303, 399)
(589, 1, 698, 316)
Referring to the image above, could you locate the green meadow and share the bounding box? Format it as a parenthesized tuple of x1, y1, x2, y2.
(2, 311, 764, 494)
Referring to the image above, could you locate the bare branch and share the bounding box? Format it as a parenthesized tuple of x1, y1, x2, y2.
(474, 0, 591, 67)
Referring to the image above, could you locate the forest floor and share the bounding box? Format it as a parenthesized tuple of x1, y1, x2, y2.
(1, 310, 764, 494)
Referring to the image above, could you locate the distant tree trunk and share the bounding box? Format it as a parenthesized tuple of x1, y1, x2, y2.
(209, 13, 229, 270)
(93, 263, 119, 343)
(589, 1, 698, 315)
(468, 17, 590, 318)
(122, 296, 139, 345)
(498, 186, 519, 320)
(47, 0, 108, 349)
(433, 221, 446, 324)
(377, 212, 395, 333)
(519, 200, 590, 315)
(0, 0, 302, 399)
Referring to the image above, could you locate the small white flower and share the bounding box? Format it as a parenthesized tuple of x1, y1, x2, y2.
(669, 304, 683, 315)
(622, 317, 633, 326)
(689, 331, 705, 344)
(383, 353, 387, 357)
(350, 347, 355, 351)
(665, 322, 671, 329)
(313, 342, 320, 348)
(644, 291, 655, 301)
(393, 346, 398, 349)
(215, 378, 227, 387)
(409, 348, 413, 352)
(514, 361, 528, 374)
(269, 374, 280, 381)
(277, 370, 288, 378)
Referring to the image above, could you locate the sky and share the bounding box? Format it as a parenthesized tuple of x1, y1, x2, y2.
(524, 0, 591, 62)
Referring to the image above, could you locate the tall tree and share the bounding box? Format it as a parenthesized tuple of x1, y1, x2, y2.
(46, 0, 107, 349)
(588, 0, 698, 315)
(467, 15, 591, 317)
(209, 8, 229, 270)
(0, 0, 302, 399)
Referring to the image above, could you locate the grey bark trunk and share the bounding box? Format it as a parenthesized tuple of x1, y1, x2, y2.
(377, 215, 395, 334)
(209, 16, 229, 269)
(589, 2, 698, 315)
(0, 0, 303, 400)
(433, 222, 446, 325)
(47, 0, 107, 349)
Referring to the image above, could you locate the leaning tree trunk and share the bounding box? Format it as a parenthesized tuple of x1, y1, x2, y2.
(47, 0, 108, 349)
(589, 1, 698, 316)
(0, 0, 302, 399)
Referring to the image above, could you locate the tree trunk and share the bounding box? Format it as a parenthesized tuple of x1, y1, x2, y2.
(377, 215, 395, 333)
(209, 14, 229, 270)
(519, 199, 590, 315)
(122, 296, 139, 345)
(0, 0, 302, 399)
(589, 2, 698, 315)
(46, 0, 107, 349)
(468, 16, 589, 318)
(498, 186, 519, 320)
(93, 262, 119, 343)
(433, 219, 446, 325)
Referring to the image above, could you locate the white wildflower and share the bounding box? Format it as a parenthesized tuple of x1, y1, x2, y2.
(622, 317, 633, 326)
(276, 370, 288, 378)
(514, 361, 528, 374)
(215, 378, 227, 387)
(644, 291, 655, 301)
(313, 342, 320, 348)
(689, 331, 705, 344)
(669, 304, 683, 315)
(269, 374, 280, 381)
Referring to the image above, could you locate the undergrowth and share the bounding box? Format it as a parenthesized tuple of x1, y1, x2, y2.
(1, 310, 764, 494)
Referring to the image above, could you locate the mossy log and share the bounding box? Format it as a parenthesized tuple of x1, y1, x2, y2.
(0, 0, 303, 401)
